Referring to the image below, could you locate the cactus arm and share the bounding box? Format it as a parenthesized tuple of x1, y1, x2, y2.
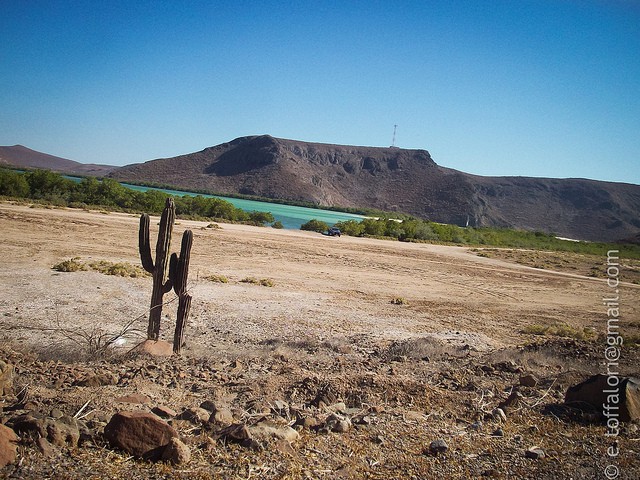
(138, 214, 154, 273)
(173, 230, 193, 296)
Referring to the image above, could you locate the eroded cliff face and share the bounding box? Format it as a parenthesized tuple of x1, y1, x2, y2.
(109, 135, 640, 242)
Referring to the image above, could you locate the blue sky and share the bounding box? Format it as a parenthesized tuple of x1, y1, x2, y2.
(1, 0, 639, 184)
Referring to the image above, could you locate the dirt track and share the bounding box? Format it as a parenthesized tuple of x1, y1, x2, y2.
(3, 202, 637, 356)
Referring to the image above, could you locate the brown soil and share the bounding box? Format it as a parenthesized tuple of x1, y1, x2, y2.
(1, 202, 639, 479)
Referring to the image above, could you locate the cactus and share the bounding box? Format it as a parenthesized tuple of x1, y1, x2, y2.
(171, 230, 193, 354)
(139, 197, 175, 340)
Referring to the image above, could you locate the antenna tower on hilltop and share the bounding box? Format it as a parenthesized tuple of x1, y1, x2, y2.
(391, 124, 398, 148)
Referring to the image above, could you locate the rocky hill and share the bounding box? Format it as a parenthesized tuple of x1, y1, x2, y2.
(0, 145, 116, 176)
(109, 135, 640, 242)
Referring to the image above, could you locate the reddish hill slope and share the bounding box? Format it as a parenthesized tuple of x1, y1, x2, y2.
(0, 145, 115, 176)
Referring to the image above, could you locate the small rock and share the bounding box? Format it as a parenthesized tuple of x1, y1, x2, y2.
(519, 374, 539, 388)
(250, 422, 300, 443)
(470, 421, 483, 431)
(295, 416, 320, 430)
(0, 424, 18, 467)
(130, 340, 174, 357)
(104, 411, 179, 460)
(525, 446, 545, 459)
(427, 439, 448, 455)
(49, 408, 64, 419)
(152, 405, 177, 419)
(499, 390, 523, 411)
(324, 413, 351, 433)
(492, 407, 507, 423)
(161, 437, 191, 465)
(199, 400, 217, 412)
(491, 428, 504, 437)
(208, 407, 234, 425)
(0, 361, 14, 396)
(177, 407, 210, 424)
(76, 373, 118, 387)
(36, 436, 55, 457)
(12, 414, 80, 448)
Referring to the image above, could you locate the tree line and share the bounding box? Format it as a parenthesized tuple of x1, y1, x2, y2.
(0, 168, 274, 225)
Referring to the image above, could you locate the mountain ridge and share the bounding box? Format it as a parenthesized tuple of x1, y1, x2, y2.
(0, 145, 116, 176)
(108, 135, 640, 242)
(2, 137, 638, 242)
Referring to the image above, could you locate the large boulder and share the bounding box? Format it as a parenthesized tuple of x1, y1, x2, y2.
(565, 374, 640, 422)
(104, 411, 179, 460)
(0, 424, 18, 467)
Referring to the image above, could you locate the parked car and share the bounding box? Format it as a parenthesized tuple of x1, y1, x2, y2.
(328, 227, 341, 237)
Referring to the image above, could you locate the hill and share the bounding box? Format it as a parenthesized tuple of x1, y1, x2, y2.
(109, 135, 640, 242)
(0, 145, 116, 176)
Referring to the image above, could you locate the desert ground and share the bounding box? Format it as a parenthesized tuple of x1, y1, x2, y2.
(0, 201, 639, 479)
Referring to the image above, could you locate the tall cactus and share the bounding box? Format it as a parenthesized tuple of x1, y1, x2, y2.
(171, 229, 193, 354)
(139, 197, 175, 340)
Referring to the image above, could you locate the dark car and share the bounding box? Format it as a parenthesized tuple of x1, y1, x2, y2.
(328, 227, 341, 237)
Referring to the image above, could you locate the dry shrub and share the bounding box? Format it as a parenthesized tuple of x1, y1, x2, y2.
(88, 260, 149, 278)
(52, 257, 87, 272)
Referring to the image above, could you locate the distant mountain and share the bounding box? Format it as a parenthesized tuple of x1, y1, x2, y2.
(109, 135, 640, 242)
(0, 145, 116, 176)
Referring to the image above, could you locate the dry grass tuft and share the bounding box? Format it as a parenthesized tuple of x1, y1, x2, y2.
(89, 260, 149, 278)
(52, 257, 87, 272)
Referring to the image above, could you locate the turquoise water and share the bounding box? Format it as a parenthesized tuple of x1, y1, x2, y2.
(119, 183, 364, 229)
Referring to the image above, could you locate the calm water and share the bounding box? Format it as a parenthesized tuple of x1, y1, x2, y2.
(119, 183, 364, 229)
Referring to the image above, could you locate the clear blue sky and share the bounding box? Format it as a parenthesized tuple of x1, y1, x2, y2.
(1, 0, 639, 184)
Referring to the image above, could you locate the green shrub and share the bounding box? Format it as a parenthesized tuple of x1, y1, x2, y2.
(300, 219, 329, 233)
(272, 221, 284, 229)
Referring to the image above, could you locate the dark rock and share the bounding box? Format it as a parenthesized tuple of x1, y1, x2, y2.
(525, 447, 545, 459)
(177, 407, 210, 424)
(324, 413, 351, 433)
(427, 439, 448, 455)
(565, 374, 640, 422)
(152, 405, 177, 419)
(520, 374, 539, 388)
(12, 414, 79, 448)
(104, 411, 179, 460)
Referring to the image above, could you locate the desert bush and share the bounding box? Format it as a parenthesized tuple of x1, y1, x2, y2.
(240, 277, 274, 287)
(206, 274, 229, 283)
(88, 260, 149, 278)
(300, 219, 329, 233)
(390, 297, 407, 305)
(52, 257, 87, 272)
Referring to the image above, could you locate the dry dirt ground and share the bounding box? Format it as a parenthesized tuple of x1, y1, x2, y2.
(0, 202, 639, 479)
